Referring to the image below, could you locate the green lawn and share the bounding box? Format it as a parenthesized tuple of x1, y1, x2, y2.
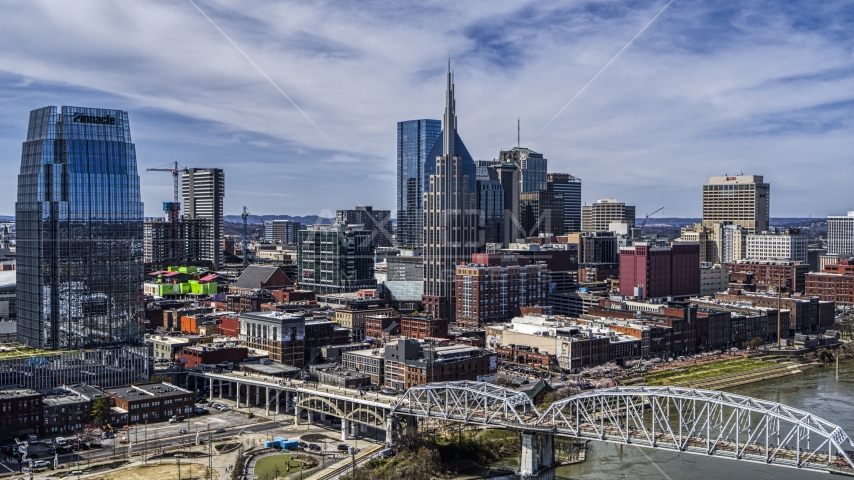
(254, 454, 304, 480)
(643, 358, 775, 386)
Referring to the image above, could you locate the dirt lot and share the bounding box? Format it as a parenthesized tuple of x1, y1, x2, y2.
(97, 462, 217, 480)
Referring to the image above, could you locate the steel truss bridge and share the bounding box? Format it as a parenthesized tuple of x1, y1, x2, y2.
(190, 373, 854, 476)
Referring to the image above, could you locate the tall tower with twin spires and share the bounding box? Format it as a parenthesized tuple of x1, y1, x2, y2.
(422, 63, 478, 322)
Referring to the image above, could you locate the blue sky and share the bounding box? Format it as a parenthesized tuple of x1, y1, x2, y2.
(1, 0, 853, 218)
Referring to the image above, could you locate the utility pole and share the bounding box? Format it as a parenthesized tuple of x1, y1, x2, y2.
(777, 269, 782, 349)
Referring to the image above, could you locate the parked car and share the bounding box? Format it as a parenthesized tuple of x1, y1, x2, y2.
(298, 442, 308, 448)
(178, 429, 188, 434)
(337, 444, 349, 451)
(378, 389, 397, 395)
(308, 444, 321, 451)
(42, 439, 53, 446)
(219, 406, 230, 411)
(214, 428, 226, 434)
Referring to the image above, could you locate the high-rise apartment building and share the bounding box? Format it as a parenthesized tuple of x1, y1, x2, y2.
(144, 216, 213, 265)
(422, 66, 478, 321)
(396, 119, 441, 249)
(702, 175, 769, 234)
(547, 173, 582, 232)
(745, 229, 808, 263)
(335, 206, 393, 248)
(182, 168, 225, 269)
(499, 147, 547, 193)
(520, 190, 565, 237)
(16, 106, 145, 349)
(827, 211, 854, 256)
(297, 224, 376, 294)
(679, 222, 747, 264)
(264, 220, 300, 245)
(581, 199, 636, 232)
(455, 253, 548, 328)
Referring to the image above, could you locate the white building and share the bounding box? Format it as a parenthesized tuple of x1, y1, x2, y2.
(827, 212, 854, 256)
(745, 230, 808, 263)
(700, 263, 729, 297)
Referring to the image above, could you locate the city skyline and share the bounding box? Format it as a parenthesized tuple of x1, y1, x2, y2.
(1, 1, 854, 218)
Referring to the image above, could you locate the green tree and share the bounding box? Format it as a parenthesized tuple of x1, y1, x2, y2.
(91, 396, 110, 423)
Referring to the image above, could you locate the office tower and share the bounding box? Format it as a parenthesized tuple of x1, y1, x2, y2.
(745, 229, 808, 263)
(547, 173, 582, 232)
(396, 119, 441, 249)
(581, 198, 636, 232)
(297, 224, 376, 294)
(264, 220, 301, 245)
(475, 161, 504, 247)
(494, 162, 521, 246)
(144, 216, 213, 265)
(182, 168, 225, 269)
(499, 147, 547, 193)
(619, 242, 700, 299)
(702, 175, 769, 234)
(16, 106, 145, 349)
(580, 231, 618, 264)
(335, 206, 393, 248)
(423, 66, 478, 321)
(827, 211, 854, 256)
(520, 190, 565, 237)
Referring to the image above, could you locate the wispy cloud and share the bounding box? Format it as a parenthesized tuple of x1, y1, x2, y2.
(0, 0, 852, 216)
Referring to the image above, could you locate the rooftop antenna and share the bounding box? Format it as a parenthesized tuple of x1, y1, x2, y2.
(517, 118, 520, 148)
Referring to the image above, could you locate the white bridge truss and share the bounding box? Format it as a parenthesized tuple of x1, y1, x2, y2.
(394, 381, 541, 426)
(394, 382, 854, 473)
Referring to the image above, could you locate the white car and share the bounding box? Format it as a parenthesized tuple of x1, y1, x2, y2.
(33, 460, 50, 468)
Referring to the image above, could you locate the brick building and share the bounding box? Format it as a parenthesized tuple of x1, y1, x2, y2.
(726, 260, 809, 293)
(383, 339, 497, 390)
(334, 305, 396, 341)
(455, 253, 549, 328)
(41, 388, 92, 435)
(102, 382, 194, 425)
(805, 259, 854, 304)
(619, 242, 700, 299)
(400, 316, 449, 339)
(239, 311, 307, 366)
(229, 265, 293, 294)
(714, 292, 835, 332)
(364, 315, 400, 344)
(177, 344, 249, 368)
(218, 316, 240, 337)
(342, 349, 386, 385)
(0, 388, 42, 440)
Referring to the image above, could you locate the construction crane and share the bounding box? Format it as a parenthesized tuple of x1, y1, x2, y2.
(146, 162, 189, 261)
(640, 207, 664, 233)
(241, 206, 251, 270)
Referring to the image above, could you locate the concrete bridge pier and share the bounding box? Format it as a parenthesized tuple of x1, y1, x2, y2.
(520, 432, 555, 480)
(342, 420, 350, 441)
(385, 415, 399, 446)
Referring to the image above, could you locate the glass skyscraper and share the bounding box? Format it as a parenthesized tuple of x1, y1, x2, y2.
(396, 120, 477, 250)
(16, 106, 145, 350)
(396, 119, 441, 249)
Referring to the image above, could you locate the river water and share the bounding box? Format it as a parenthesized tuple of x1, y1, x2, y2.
(495, 359, 854, 480)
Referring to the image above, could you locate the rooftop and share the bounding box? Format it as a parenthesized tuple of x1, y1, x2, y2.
(103, 382, 191, 400)
(0, 388, 40, 399)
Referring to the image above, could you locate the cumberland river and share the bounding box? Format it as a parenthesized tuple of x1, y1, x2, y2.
(498, 359, 854, 479)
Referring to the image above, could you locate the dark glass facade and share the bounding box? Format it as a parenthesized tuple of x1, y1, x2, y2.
(396, 119, 441, 249)
(16, 106, 145, 349)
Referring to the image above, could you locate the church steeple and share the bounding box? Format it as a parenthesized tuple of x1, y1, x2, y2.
(443, 60, 456, 158)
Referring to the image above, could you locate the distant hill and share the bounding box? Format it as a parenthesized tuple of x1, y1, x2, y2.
(224, 214, 335, 225)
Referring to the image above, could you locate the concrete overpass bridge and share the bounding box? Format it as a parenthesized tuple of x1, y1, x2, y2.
(189, 373, 854, 479)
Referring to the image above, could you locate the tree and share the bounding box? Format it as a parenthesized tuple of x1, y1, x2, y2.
(81, 421, 101, 444)
(91, 396, 110, 423)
